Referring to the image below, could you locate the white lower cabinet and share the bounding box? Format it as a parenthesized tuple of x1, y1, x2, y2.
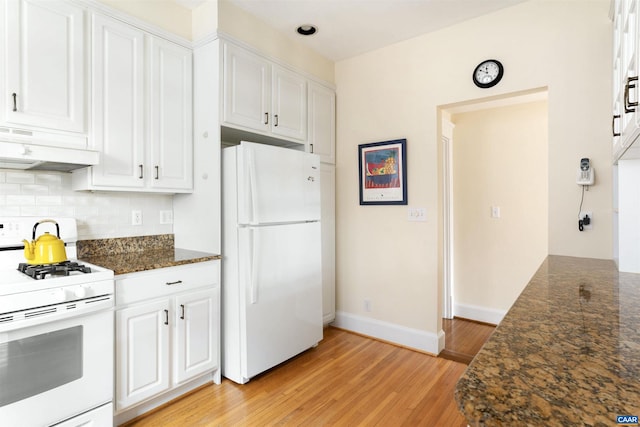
(116, 299, 170, 410)
(173, 289, 219, 384)
(115, 261, 220, 413)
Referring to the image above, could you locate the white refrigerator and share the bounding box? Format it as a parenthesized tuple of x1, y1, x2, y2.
(222, 141, 323, 384)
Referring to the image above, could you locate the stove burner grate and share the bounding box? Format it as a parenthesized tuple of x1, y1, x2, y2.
(18, 261, 92, 280)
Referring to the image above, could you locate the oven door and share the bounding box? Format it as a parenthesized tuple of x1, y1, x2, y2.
(0, 309, 113, 427)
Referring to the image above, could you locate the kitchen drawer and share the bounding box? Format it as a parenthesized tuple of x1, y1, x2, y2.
(116, 260, 219, 306)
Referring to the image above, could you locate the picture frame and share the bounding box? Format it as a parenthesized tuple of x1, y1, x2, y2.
(358, 138, 407, 205)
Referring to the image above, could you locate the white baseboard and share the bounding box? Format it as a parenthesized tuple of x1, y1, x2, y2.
(331, 311, 444, 355)
(453, 302, 506, 325)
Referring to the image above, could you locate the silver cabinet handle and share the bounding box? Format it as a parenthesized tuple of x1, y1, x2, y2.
(165, 280, 183, 286)
(310, 143, 314, 153)
(264, 112, 269, 125)
(164, 309, 169, 325)
(180, 304, 185, 320)
(138, 164, 143, 179)
(274, 114, 279, 127)
(613, 115, 621, 137)
(155, 165, 159, 180)
(12, 93, 17, 111)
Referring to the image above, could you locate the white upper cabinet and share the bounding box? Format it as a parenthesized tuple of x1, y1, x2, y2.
(613, 0, 640, 161)
(222, 41, 307, 144)
(148, 37, 193, 191)
(271, 65, 307, 141)
(72, 13, 193, 193)
(308, 82, 336, 164)
(2, 0, 86, 140)
(223, 43, 271, 133)
(90, 13, 145, 188)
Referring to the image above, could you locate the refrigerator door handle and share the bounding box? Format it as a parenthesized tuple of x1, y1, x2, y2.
(246, 146, 259, 224)
(249, 228, 259, 304)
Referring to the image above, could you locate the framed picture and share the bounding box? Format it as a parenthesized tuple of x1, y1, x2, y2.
(358, 138, 407, 205)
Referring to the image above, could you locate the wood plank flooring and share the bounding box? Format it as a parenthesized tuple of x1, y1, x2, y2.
(121, 327, 469, 426)
(439, 317, 496, 364)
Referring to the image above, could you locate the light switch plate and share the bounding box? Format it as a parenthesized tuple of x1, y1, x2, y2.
(160, 210, 173, 225)
(408, 207, 427, 222)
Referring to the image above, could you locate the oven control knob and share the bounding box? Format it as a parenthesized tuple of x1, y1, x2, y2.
(73, 286, 87, 299)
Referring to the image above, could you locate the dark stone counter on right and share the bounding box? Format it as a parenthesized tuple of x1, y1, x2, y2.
(455, 255, 640, 426)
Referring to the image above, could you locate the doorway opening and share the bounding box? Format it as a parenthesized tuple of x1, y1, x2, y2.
(439, 88, 549, 332)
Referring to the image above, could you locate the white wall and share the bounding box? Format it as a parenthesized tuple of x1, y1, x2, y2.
(452, 101, 548, 323)
(334, 0, 611, 353)
(0, 169, 172, 239)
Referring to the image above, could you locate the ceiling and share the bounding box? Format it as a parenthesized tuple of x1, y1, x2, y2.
(178, 0, 527, 61)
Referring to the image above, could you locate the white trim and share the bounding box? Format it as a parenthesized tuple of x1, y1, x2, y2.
(453, 303, 505, 325)
(441, 119, 455, 319)
(332, 311, 443, 355)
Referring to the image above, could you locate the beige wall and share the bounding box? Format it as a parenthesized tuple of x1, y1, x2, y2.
(98, 0, 192, 40)
(334, 0, 611, 341)
(452, 101, 548, 317)
(96, 0, 334, 84)
(215, 0, 334, 83)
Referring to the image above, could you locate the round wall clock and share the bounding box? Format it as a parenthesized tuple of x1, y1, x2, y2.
(472, 59, 504, 88)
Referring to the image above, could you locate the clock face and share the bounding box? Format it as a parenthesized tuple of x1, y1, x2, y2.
(473, 60, 504, 88)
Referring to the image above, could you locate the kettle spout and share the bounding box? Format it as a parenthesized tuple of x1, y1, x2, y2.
(22, 239, 35, 260)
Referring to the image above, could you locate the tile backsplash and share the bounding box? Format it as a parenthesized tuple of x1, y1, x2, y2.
(0, 169, 173, 240)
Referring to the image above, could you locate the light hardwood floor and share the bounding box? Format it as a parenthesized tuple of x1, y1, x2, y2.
(122, 327, 469, 426)
(440, 317, 496, 364)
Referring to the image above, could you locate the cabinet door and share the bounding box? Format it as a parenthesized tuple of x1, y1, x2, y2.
(174, 288, 219, 385)
(149, 37, 194, 191)
(222, 42, 271, 132)
(116, 300, 170, 411)
(271, 65, 307, 141)
(308, 82, 336, 163)
(4, 0, 85, 135)
(90, 13, 145, 188)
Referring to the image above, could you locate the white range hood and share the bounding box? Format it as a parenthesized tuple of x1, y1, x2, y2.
(0, 128, 99, 172)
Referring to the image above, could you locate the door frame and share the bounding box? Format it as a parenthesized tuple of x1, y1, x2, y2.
(442, 119, 455, 319)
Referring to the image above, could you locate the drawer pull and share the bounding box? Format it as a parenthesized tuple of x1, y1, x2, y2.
(165, 280, 183, 286)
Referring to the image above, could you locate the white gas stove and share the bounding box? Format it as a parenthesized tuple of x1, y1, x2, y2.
(0, 217, 114, 330)
(0, 217, 115, 427)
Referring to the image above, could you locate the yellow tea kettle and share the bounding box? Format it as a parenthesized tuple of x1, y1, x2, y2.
(22, 219, 68, 265)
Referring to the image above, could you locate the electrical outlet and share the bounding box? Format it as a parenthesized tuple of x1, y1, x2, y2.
(364, 298, 372, 312)
(579, 211, 592, 230)
(131, 210, 143, 226)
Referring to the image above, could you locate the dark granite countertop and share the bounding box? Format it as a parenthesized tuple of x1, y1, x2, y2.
(77, 234, 220, 275)
(455, 255, 640, 427)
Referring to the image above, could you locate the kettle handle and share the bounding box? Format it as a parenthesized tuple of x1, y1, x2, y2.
(32, 219, 61, 239)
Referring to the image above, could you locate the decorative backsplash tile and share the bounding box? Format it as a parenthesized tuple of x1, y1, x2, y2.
(0, 169, 173, 240)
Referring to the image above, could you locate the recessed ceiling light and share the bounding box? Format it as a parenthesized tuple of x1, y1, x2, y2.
(296, 25, 317, 36)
